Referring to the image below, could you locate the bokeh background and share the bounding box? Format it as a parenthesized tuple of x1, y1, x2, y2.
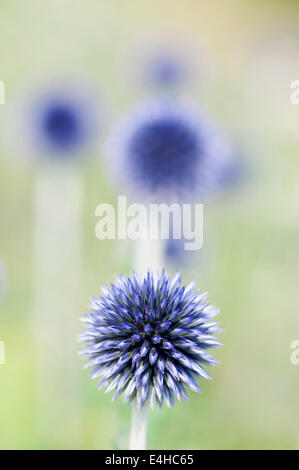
(1, 0, 299, 450)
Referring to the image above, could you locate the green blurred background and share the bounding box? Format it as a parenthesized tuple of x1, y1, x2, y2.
(1, 0, 299, 449)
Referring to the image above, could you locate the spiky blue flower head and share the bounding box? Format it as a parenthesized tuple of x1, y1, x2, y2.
(106, 99, 232, 202)
(9, 78, 100, 162)
(79, 270, 221, 410)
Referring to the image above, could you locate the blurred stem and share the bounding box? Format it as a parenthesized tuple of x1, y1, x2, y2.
(34, 162, 82, 438)
(129, 403, 148, 450)
(134, 215, 164, 275)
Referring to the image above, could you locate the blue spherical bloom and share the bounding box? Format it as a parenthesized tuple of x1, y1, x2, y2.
(144, 53, 187, 88)
(79, 270, 222, 409)
(14, 79, 99, 161)
(164, 237, 191, 267)
(106, 100, 232, 202)
(217, 157, 245, 190)
(40, 102, 82, 151)
(163, 217, 193, 267)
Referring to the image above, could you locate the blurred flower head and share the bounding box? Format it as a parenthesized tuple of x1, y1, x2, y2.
(79, 270, 221, 409)
(163, 216, 193, 267)
(141, 51, 189, 89)
(123, 29, 203, 94)
(8, 77, 100, 163)
(217, 157, 245, 191)
(106, 99, 232, 202)
(164, 237, 190, 267)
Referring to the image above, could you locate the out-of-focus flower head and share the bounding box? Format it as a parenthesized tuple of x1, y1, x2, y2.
(7, 77, 100, 163)
(79, 270, 221, 409)
(164, 236, 191, 267)
(217, 157, 245, 191)
(105, 99, 232, 202)
(124, 30, 203, 93)
(141, 50, 189, 90)
(162, 216, 192, 268)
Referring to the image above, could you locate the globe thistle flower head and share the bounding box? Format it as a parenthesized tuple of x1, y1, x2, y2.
(164, 237, 191, 267)
(106, 99, 232, 203)
(143, 51, 189, 89)
(216, 157, 246, 192)
(8, 78, 100, 163)
(125, 30, 202, 93)
(79, 270, 222, 410)
(163, 217, 192, 267)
